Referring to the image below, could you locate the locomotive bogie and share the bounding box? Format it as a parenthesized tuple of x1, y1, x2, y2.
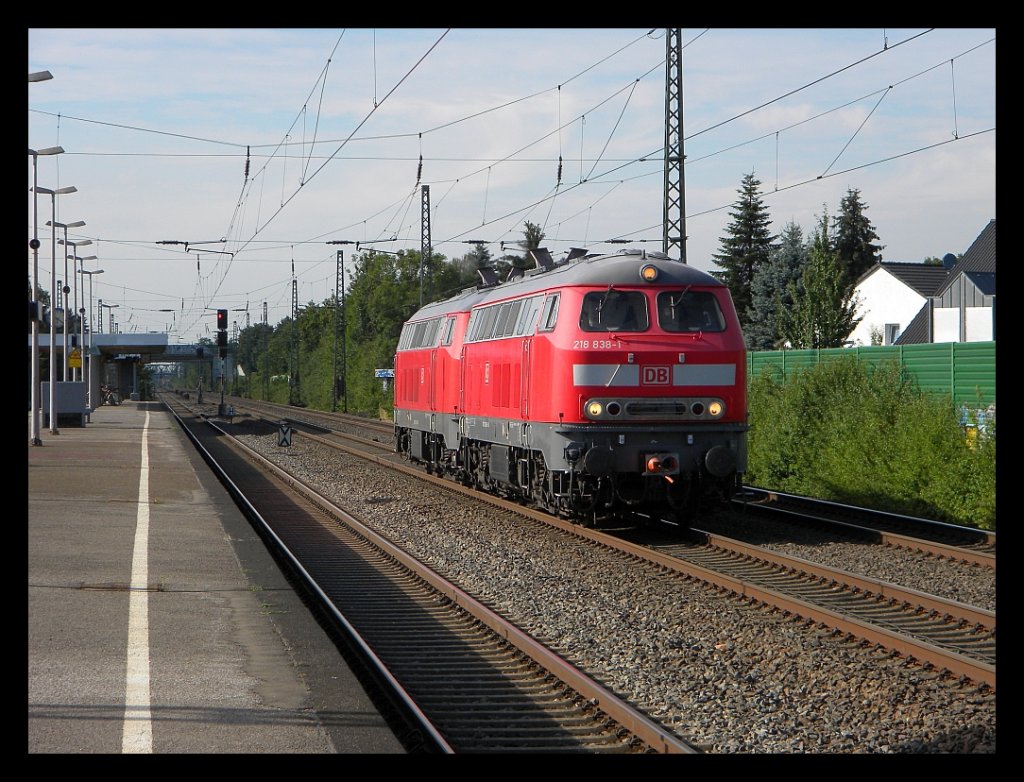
(395, 410, 746, 521)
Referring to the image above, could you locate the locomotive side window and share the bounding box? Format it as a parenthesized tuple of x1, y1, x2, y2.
(466, 309, 483, 341)
(657, 290, 726, 332)
(538, 293, 560, 332)
(398, 323, 413, 351)
(515, 295, 543, 335)
(465, 294, 549, 342)
(424, 317, 442, 346)
(466, 302, 508, 342)
(493, 302, 513, 337)
(411, 320, 427, 347)
(440, 316, 455, 346)
(503, 299, 523, 337)
(580, 289, 648, 332)
(398, 317, 444, 350)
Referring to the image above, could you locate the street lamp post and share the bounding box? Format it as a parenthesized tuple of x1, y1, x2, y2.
(28, 146, 64, 445)
(78, 306, 86, 401)
(61, 278, 70, 381)
(31, 183, 77, 435)
(99, 301, 119, 395)
(99, 301, 119, 334)
(74, 257, 99, 328)
(80, 268, 104, 411)
(54, 232, 91, 379)
(71, 254, 97, 382)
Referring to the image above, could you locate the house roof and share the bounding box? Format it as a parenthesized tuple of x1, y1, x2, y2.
(893, 220, 996, 345)
(936, 219, 996, 297)
(871, 262, 951, 296)
(954, 219, 995, 273)
(893, 303, 930, 345)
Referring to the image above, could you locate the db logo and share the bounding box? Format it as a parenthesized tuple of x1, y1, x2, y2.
(642, 366, 671, 385)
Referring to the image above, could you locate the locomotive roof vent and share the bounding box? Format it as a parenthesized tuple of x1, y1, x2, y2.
(476, 267, 499, 289)
(529, 247, 556, 271)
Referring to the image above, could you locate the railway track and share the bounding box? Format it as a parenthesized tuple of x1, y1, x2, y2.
(632, 527, 994, 683)
(736, 488, 995, 569)
(187, 395, 996, 691)
(162, 394, 695, 753)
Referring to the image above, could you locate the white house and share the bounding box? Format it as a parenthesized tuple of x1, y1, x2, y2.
(848, 262, 950, 346)
(848, 219, 995, 346)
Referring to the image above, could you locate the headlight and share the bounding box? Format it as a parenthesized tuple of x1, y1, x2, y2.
(708, 401, 724, 417)
(640, 264, 659, 282)
(586, 401, 603, 417)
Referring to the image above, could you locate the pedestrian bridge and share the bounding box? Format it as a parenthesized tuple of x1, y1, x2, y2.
(29, 332, 235, 410)
(32, 332, 234, 362)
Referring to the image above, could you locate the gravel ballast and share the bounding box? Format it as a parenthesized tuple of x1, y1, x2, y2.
(236, 430, 996, 754)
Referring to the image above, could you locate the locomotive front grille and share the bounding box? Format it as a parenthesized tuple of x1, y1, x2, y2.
(584, 397, 727, 421)
(625, 400, 691, 416)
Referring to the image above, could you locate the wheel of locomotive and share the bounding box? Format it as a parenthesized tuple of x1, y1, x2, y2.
(613, 473, 646, 507)
(396, 430, 410, 461)
(665, 473, 698, 529)
(568, 473, 600, 526)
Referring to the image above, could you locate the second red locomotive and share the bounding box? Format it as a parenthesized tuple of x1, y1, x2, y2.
(394, 247, 748, 525)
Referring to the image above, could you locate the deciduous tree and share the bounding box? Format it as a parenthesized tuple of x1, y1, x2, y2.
(779, 213, 862, 348)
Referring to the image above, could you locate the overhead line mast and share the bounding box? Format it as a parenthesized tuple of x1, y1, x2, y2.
(663, 28, 686, 263)
(420, 185, 431, 306)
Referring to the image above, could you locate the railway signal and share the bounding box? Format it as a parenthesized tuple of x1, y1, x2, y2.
(214, 308, 229, 414)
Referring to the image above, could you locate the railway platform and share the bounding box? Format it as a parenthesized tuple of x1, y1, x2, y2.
(27, 400, 405, 754)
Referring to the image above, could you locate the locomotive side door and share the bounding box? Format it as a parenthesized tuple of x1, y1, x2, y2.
(459, 344, 467, 414)
(428, 348, 437, 411)
(520, 337, 531, 419)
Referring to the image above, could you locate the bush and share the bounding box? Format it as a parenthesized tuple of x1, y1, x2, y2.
(746, 357, 995, 530)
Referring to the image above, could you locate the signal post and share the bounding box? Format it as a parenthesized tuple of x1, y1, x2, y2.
(216, 309, 229, 416)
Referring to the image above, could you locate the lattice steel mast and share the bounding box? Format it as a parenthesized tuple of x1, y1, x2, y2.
(420, 185, 431, 306)
(663, 28, 686, 262)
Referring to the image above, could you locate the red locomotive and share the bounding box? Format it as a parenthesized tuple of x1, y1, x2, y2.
(394, 248, 748, 525)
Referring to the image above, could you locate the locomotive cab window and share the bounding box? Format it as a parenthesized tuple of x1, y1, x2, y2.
(657, 290, 726, 333)
(580, 288, 648, 332)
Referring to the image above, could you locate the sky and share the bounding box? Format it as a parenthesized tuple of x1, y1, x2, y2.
(28, 28, 996, 344)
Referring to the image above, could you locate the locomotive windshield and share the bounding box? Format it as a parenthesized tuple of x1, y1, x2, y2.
(580, 288, 649, 332)
(657, 290, 726, 332)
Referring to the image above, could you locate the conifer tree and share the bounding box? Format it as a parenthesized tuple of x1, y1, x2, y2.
(833, 187, 883, 288)
(711, 172, 774, 330)
(746, 222, 807, 350)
